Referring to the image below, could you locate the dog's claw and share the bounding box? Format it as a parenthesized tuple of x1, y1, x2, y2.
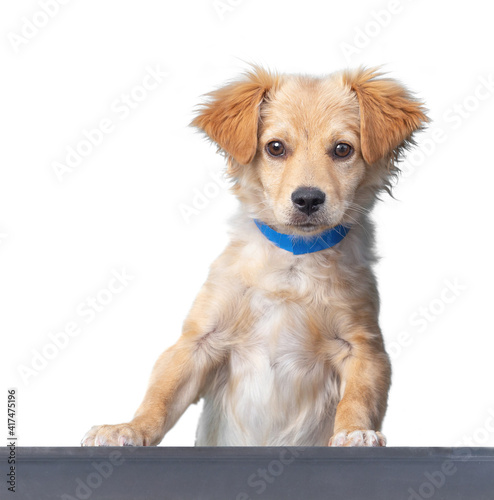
(329, 430, 386, 447)
(81, 423, 144, 447)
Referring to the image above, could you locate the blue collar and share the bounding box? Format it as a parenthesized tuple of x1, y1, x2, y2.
(254, 220, 350, 255)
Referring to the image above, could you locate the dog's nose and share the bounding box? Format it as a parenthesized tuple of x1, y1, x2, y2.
(292, 187, 326, 215)
(291, 187, 326, 216)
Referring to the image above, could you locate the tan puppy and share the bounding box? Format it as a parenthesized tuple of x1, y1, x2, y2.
(82, 67, 428, 447)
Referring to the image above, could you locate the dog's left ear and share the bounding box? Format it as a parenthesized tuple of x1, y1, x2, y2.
(344, 68, 429, 165)
(191, 67, 277, 165)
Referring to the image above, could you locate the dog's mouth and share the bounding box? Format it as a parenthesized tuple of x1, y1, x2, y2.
(289, 214, 325, 228)
(269, 205, 342, 235)
(284, 221, 333, 235)
(292, 222, 319, 231)
(287, 214, 334, 233)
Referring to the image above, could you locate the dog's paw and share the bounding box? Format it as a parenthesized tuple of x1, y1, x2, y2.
(81, 423, 145, 447)
(328, 429, 386, 447)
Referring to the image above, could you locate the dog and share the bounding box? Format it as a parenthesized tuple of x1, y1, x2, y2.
(82, 66, 428, 447)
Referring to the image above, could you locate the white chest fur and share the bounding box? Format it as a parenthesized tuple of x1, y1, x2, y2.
(196, 251, 341, 446)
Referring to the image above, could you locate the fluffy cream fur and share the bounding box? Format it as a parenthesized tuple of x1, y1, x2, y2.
(82, 67, 428, 447)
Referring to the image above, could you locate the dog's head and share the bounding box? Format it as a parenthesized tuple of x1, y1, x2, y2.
(192, 67, 428, 235)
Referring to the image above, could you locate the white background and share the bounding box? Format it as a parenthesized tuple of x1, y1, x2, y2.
(1, 0, 493, 448)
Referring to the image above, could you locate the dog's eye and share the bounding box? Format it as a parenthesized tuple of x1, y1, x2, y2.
(266, 141, 285, 157)
(334, 143, 352, 158)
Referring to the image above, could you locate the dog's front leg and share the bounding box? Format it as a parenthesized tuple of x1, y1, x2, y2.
(81, 337, 213, 446)
(81, 277, 235, 447)
(329, 333, 391, 447)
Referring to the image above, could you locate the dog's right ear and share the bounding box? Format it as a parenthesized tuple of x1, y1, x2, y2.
(191, 67, 278, 165)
